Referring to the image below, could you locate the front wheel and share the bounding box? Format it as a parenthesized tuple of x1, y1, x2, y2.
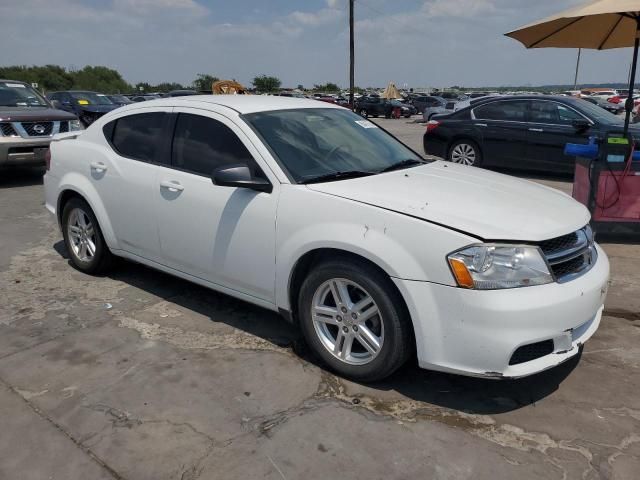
(298, 260, 413, 382)
(448, 140, 482, 167)
(359, 109, 368, 118)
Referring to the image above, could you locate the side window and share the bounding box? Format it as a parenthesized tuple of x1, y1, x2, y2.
(171, 113, 256, 177)
(557, 104, 584, 124)
(530, 101, 583, 125)
(109, 112, 166, 162)
(474, 101, 528, 121)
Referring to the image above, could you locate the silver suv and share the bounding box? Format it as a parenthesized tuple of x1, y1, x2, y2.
(0, 80, 80, 168)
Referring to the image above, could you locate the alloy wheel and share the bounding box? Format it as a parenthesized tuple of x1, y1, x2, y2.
(311, 278, 384, 365)
(67, 207, 97, 262)
(450, 143, 477, 166)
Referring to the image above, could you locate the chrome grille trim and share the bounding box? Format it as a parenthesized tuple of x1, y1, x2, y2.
(9, 121, 63, 138)
(539, 226, 596, 283)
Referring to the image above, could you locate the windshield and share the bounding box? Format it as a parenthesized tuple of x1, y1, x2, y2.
(245, 108, 423, 183)
(70, 92, 114, 105)
(0, 82, 49, 107)
(108, 95, 132, 104)
(575, 98, 624, 124)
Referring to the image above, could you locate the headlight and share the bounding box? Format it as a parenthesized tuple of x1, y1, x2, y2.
(69, 120, 83, 131)
(447, 244, 553, 290)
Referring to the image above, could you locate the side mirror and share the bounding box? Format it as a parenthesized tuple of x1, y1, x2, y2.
(212, 164, 272, 193)
(572, 119, 591, 131)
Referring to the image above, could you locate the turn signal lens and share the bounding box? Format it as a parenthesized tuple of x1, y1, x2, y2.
(448, 258, 474, 289)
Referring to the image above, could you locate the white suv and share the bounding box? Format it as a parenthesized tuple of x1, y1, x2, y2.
(44, 96, 609, 382)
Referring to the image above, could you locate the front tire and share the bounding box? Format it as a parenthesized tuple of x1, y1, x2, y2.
(298, 259, 413, 382)
(448, 139, 482, 167)
(359, 109, 368, 118)
(62, 197, 113, 274)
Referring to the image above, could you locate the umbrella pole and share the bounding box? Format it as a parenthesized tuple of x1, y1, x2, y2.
(624, 19, 640, 136)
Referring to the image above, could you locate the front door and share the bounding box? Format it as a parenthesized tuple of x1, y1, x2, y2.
(525, 100, 592, 173)
(154, 109, 279, 303)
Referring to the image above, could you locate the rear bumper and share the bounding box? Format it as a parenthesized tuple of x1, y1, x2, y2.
(423, 136, 448, 159)
(0, 137, 51, 166)
(393, 244, 610, 378)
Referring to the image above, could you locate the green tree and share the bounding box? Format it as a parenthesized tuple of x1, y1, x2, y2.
(71, 66, 131, 93)
(252, 75, 281, 93)
(192, 74, 220, 92)
(0, 65, 74, 92)
(313, 82, 340, 93)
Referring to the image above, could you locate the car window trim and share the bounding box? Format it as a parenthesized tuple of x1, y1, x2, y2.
(527, 99, 594, 127)
(471, 99, 531, 123)
(104, 110, 173, 166)
(166, 112, 272, 187)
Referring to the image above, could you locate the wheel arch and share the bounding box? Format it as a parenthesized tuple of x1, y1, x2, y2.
(284, 248, 411, 330)
(55, 175, 119, 249)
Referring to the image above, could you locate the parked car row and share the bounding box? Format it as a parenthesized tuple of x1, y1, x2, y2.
(354, 96, 417, 118)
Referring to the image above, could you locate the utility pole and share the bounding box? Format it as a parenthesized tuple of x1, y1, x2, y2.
(573, 48, 581, 90)
(349, 0, 355, 109)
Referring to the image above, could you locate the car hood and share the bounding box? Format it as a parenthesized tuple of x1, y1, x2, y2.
(0, 107, 77, 122)
(306, 161, 590, 241)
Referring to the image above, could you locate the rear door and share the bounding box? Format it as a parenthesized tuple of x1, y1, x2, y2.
(96, 109, 171, 261)
(471, 99, 530, 167)
(525, 100, 592, 173)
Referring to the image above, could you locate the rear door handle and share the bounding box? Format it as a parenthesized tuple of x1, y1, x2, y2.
(90, 161, 107, 172)
(529, 128, 544, 132)
(160, 180, 184, 192)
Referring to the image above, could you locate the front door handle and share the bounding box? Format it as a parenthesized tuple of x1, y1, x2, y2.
(528, 128, 544, 132)
(160, 180, 184, 192)
(90, 161, 107, 172)
(475, 123, 488, 127)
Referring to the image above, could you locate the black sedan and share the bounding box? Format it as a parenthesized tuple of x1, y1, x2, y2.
(423, 95, 637, 173)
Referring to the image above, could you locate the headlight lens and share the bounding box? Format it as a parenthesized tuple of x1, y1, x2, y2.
(448, 244, 553, 290)
(69, 120, 83, 131)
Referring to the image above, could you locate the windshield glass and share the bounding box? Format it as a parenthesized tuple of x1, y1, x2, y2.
(0, 82, 49, 107)
(575, 98, 624, 124)
(108, 95, 132, 104)
(245, 108, 423, 183)
(70, 92, 114, 105)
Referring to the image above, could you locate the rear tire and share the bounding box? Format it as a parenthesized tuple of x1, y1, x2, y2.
(61, 197, 113, 274)
(448, 139, 482, 167)
(359, 109, 368, 118)
(298, 259, 413, 382)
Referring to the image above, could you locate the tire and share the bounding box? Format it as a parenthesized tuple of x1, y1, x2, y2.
(448, 139, 482, 167)
(61, 197, 113, 274)
(359, 109, 368, 118)
(298, 259, 413, 382)
(404, 114, 411, 118)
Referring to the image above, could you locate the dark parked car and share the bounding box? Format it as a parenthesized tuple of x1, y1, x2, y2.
(354, 96, 391, 118)
(423, 95, 637, 173)
(126, 94, 163, 102)
(106, 94, 133, 106)
(164, 89, 200, 97)
(49, 91, 120, 127)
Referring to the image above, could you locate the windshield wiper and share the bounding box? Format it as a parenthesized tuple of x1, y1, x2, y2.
(379, 158, 427, 173)
(300, 170, 375, 185)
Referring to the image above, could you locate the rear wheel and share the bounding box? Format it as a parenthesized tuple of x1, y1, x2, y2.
(359, 109, 368, 118)
(62, 197, 113, 274)
(298, 259, 413, 382)
(448, 139, 482, 167)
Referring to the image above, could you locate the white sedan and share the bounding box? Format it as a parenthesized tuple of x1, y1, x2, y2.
(44, 96, 609, 381)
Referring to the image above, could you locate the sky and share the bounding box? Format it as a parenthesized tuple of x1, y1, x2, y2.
(0, 0, 636, 89)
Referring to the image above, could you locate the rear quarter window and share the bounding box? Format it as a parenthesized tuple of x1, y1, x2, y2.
(103, 112, 167, 162)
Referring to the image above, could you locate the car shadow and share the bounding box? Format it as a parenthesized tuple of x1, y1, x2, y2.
(53, 240, 579, 416)
(0, 167, 44, 188)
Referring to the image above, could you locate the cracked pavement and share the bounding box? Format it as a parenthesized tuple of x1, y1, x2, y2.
(1, 153, 639, 479)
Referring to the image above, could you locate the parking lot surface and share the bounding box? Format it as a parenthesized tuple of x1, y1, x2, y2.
(1, 123, 639, 479)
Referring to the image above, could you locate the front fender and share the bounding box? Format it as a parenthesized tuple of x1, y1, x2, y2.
(274, 186, 475, 311)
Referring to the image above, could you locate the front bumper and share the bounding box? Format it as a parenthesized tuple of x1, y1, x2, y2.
(394, 244, 610, 378)
(0, 137, 51, 166)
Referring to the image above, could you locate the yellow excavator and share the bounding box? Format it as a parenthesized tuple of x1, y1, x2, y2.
(211, 80, 247, 95)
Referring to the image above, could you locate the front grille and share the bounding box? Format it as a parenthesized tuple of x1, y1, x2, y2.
(21, 121, 53, 136)
(58, 121, 69, 133)
(538, 226, 595, 282)
(509, 340, 554, 365)
(0, 123, 18, 136)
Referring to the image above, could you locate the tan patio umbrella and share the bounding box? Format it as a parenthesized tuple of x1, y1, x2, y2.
(380, 82, 403, 99)
(505, 0, 640, 134)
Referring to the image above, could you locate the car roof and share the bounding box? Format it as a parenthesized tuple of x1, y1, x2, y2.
(0, 79, 29, 84)
(116, 95, 343, 114)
